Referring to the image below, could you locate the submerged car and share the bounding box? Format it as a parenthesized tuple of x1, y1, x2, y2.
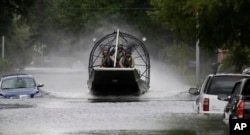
(189, 73, 250, 115)
(0, 74, 44, 99)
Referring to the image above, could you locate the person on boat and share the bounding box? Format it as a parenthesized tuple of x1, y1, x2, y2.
(119, 50, 135, 68)
(111, 44, 125, 67)
(100, 50, 114, 67)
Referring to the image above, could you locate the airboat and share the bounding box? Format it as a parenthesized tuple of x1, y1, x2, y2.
(87, 29, 150, 95)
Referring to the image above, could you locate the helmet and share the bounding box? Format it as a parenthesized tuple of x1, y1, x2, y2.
(103, 50, 108, 55)
(125, 50, 131, 54)
(118, 44, 123, 49)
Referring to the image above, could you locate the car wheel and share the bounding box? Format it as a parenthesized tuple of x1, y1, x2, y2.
(223, 113, 229, 125)
(229, 115, 235, 119)
(197, 106, 200, 114)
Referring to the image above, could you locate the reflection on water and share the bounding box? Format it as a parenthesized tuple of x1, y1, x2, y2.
(68, 129, 228, 135)
(87, 95, 148, 103)
(166, 114, 229, 135)
(70, 130, 196, 135)
(0, 103, 33, 109)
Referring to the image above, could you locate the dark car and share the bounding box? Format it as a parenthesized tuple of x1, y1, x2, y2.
(0, 74, 44, 99)
(218, 78, 250, 122)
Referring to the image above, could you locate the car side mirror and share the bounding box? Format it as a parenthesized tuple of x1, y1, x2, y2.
(188, 88, 199, 95)
(217, 94, 230, 101)
(38, 83, 44, 87)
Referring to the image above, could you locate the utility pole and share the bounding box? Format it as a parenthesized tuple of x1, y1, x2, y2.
(2, 36, 4, 58)
(195, 12, 200, 88)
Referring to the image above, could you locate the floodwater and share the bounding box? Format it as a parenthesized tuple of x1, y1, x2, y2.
(0, 63, 229, 135)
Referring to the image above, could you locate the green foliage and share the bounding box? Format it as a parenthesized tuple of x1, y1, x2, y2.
(157, 41, 199, 85)
(148, 0, 250, 50)
(148, 0, 250, 82)
(165, 42, 195, 75)
(0, 0, 249, 79)
(57, 0, 154, 32)
(0, 58, 11, 75)
(220, 45, 250, 73)
(4, 15, 33, 69)
(148, 0, 197, 44)
(9, 17, 32, 48)
(0, 0, 36, 73)
(0, 0, 35, 35)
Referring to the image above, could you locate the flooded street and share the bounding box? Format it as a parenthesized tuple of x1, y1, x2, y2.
(0, 65, 229, 135)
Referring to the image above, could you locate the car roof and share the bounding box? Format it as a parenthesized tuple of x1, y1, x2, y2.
(208, 73, 250, 77)
(236, 77, 250, 83)
(2, 74, 34, 79)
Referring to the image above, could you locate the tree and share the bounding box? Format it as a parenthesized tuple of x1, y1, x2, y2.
(148, 0, 250, 50)
(221, 45, 250, 72)
(0, 0, 36, 69)
(0, 0, 35, 35)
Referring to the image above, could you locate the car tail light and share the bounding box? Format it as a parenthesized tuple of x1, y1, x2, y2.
(203, 98, 209, 111)
(237, 99, 244, 118)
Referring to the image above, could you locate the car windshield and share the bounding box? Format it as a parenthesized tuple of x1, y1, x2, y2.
(207, 76, 244, 95)
(1, 77, 36, 89)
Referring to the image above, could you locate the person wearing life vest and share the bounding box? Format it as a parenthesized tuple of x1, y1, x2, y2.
(111, 44, 125, 67)
(100, 50, 114, 67)
(119, 50, 135, 68)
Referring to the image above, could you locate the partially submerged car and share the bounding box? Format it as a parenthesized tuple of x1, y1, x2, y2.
(189, 73, 250, 114)
(0, 74, 44, 99)
(87, 29, 150, 95)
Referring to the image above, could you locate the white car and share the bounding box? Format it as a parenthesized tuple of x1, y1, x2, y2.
(189, 73, 250, 114)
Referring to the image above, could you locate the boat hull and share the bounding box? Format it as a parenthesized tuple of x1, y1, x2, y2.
(87, 68, 149, 95)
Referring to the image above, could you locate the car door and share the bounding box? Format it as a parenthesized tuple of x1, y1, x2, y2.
(196, 75, 211, 113)
(228, 82, 241, 118)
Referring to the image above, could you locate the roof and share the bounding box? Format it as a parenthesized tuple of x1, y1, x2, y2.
(208, 73, 250, 77)
(2, 74, 33, 79)
(243, 68, 250, 74)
